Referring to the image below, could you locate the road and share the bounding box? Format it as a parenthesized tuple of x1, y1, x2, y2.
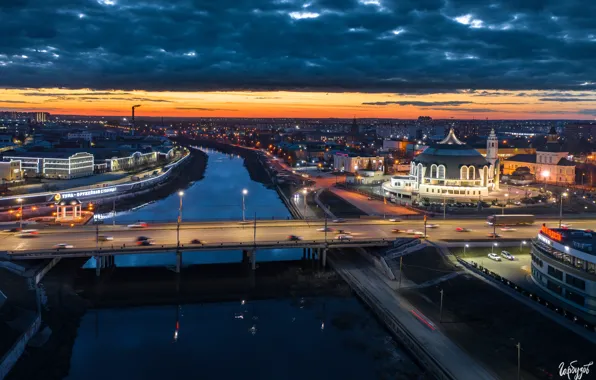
(3, 217, 595, 254)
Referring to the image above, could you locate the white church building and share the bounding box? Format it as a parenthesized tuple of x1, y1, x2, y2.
(382, 129, 500, 200)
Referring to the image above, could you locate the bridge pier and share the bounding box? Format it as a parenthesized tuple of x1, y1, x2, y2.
(302, 248, 306, 260)
(175, 251, 182, 273)
(321, 249, 327, 268)
(95, 256, 101, 277)
(251, 250, 256, 270)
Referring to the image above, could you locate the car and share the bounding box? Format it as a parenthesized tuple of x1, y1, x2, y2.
(128, 222, 148, 228)
(316, 227, 334, 232)
(388, 218, 401, 222)
(561, 223, 572, 228)
(367, 197, 373, 201)
(500, 251, 515, 260)
(190, 239, 205, 244)
(17, 230, 39, 238)
(98, 235, 113, 242)
(500, 226, 517, 232)
(5, 227, 22, 233)
(287, 235, 302, 241)
(135, 236, 154, 246)
(332, 218, 345, 223)
(405, 229, 416, 235)
(336, 234, 353, 240)
(54, 243, 74, 249)
(455, 227, 470, 232)
(426, 224, 439, 228)
(391, 228, 403, 234)
(487, 232, 501, 238)
(413, 231, 427, 237)
(488, 253, 502, 261)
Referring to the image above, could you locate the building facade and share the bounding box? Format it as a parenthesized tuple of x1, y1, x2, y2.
(3, 152, 94, 179)
(532, 225, 596, 315)
(503, 127, 575, 185)
(333, 153, 384, 173)
(105, 151, 160, 172)
(0, 161, 22, 182)
(382, 128, 499, 200)
(67, 132, 93, 141)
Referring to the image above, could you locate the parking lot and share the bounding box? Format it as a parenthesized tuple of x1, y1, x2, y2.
(457, 247, 537, 289)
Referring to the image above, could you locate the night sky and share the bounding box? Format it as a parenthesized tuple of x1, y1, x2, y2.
(0, 0, 595, 118)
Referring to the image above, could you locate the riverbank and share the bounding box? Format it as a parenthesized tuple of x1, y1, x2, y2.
(95, 149, 208, 215)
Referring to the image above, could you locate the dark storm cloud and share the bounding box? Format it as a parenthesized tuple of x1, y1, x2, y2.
(0, 0, 595, 93)
(362, 101, 472, 106)
(539, 98, 596, 102)
(0, 99, 30, 103)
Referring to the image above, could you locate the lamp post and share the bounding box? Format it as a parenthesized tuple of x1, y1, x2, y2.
(464, 244, 469, 257)
(559, 192, 568, 227)
(520, 240, 526, 253)
(302, 188, 308, 219)
(503, 194, 508, 215)
(16, 198, 23, 230)
(177, 191, 184, 248)
(492, 242, 498, 254)
(439, 289, 444, 323)
(242, 189, 248, 222)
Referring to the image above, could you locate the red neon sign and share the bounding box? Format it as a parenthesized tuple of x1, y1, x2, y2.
(541, 224, 562, 242)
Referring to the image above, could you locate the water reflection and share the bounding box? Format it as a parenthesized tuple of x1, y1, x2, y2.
(65, 297, 420, 380)
(85, 149, 299, 268)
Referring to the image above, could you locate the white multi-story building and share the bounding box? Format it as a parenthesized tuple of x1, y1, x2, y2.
(2, 152, 94, 179)
(532, 225, 596, 315)
(382, 128, 499, 200)
(333, 153, 384, 173)
(105, 151, 160, 172)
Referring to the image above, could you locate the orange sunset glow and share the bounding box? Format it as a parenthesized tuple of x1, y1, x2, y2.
(1, 88, 594, 119)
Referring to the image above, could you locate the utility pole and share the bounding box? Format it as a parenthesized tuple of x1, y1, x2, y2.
(324, 214, 328, 244)
(112, 199, 116, 226)
(398, 256, 403, 289)
(516, 342, 521, 380)
(443, 194, 446, 220)
(253, 212, 257, 245)
(439, 289, 444, 323)
(95, 222, 99, 249)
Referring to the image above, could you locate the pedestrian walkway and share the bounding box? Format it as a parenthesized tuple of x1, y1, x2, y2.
(329, 187, 418, 217)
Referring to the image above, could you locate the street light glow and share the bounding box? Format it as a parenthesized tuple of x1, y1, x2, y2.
(242, 189, 248, 195)
(562, 192, 568, 197)
(541, 170, 549, 178)
(465, 244, 469, 248)
(178, 191, 184, 197)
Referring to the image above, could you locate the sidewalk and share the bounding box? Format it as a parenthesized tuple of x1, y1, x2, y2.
(329, 187, 418, 217)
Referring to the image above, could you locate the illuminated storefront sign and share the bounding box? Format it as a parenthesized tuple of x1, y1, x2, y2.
(60, 187, 117, 200)
(541, 224, 562, 242)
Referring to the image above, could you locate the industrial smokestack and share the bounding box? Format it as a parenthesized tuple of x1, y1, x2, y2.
(132, 105, 141, 128)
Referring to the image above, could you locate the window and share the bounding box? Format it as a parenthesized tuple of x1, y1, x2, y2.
(565, 290, 585, 306)
(546, 280, 562, 295)
(531, 253, 543, 267)
(430, 164, 437, 178)
(469, 166, 475, 179)
(460, 166, 468, 180)
(547, 265, 563, 280)
(438, 165, 445, 179)
(566, 274, 586, 290)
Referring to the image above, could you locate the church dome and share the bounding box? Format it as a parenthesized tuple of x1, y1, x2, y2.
(413, 129, 490, 179)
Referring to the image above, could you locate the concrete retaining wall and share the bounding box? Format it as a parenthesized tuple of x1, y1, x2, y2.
(0, 314, 41, 380)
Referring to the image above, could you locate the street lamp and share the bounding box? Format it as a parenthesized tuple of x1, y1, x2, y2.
(242, 189, 248, 222)
(16, 198, 23, 230)
(492, 242, 498, 254)
(464, 244, 469, 257)
(520, 240, 526, 253)
(503, 194, 508, 215)
(177, 191, 184, 248)
(559, 192, 568, 228)
(302, 188, 308, 219)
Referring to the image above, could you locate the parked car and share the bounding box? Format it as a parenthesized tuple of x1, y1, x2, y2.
(500, 251, 515, 260)
(488, 253, 502, 261)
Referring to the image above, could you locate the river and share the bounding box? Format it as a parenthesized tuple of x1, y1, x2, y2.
(11, 147, 423, 380)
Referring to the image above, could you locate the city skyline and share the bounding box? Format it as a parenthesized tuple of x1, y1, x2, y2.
(1, 88, 596, 120)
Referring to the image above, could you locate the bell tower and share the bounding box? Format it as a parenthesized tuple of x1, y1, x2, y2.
(487, 129, 499, 190)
